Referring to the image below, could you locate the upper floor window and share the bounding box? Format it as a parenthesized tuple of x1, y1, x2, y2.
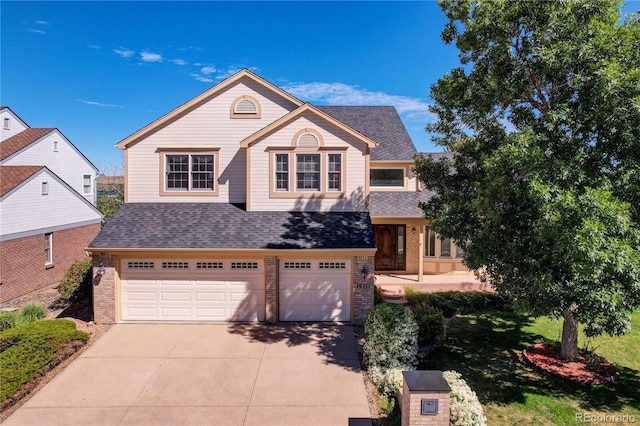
(3, 117, 9, 129)
(42, 181, 49, 195)
(161, 151, 219, 195)
(296, 154, 321, 191)
(327, 154, 342, 191)
(230, 95, 261, 118)
(83, 175, 92, 194)
(370, 168, 404, 187)
(53, 141, 59, 152)
(275, 153, 289, 191)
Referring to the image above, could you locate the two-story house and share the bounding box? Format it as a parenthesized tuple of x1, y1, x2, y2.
(87, 69, 466, 324)
(0, 107, 102, 302)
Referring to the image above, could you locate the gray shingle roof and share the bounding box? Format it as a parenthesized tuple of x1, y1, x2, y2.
(88, 203, 375, 250)
(319, 106, 417, 161)
(368, 191, 435, 218)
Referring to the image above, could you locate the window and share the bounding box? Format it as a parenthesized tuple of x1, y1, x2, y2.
(3, 117, 10, 129)
(296, 154, 320, 191)
(53, 141, 58, 152)
(45, 233, 53, 265)
(165, 153, 215, 192)
(162, 261, 189, 269)
(230, 95, 261, 118)
(425, 227, 436, 257)
(275, 153, 289, 191)
(327, 154, 342, 191)
(128, 261, 155, 269)
(440, 237, 452, 258)
(42, 182, 49, 195)
(231, 262, 259, 269)
(370, 169, 404, 187)
(83, 175, 92, 194)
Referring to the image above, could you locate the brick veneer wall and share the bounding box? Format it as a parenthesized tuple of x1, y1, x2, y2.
(92, 255, 116, 324)
(352, 255, 375, 325)
(0, 223, 101, 303)
(405, 225, 421, 274)
(264, 256, 277, 323)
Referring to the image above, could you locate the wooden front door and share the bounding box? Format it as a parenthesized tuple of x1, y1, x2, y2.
(374, 225, 406, 271)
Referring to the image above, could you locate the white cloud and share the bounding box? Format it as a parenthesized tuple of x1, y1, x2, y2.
(190, 73, 213, 83)
(201, 66, 216, 76)
(172, 58, 187, 65)
(88, 44, 101, 49)
(28, 28, 46, 34)
(140, 51, 163, 62)
(113, 47, 134, 58)
(75, 99, 124, 108)
(282, 81, 436, 124)
(35, 20, 49, 25)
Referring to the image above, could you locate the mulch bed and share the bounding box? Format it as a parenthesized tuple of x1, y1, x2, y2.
(523, 343, 619, 385)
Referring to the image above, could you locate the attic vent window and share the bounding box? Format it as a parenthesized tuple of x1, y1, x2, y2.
(235, 99, 257, 114)
(231, 95, 261, 118)
(53, 141, 58, 152)
(297, 133, 319, 147)
(3, 117, 9, 130)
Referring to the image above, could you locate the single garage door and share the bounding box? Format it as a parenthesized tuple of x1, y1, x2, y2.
(279, 260, 351, 322)
(121, 259, 265, 322)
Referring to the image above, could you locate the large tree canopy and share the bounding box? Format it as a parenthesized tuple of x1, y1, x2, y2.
(415, 0, 640, 360)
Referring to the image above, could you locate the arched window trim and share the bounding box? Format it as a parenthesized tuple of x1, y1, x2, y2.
(230, 95, 262, 119)
(291, 128, 324, 147)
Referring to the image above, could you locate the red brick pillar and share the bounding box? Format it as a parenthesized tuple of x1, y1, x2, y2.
(265, 256, 278, 323)
(92, 255, 116, 324)
(352, 255, 375, 325)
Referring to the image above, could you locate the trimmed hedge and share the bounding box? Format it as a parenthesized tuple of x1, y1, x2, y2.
(56, 259, 93, 304)
(405, 289, 511, 317)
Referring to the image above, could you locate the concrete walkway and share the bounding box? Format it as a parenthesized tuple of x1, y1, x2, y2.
(5, 324, 371, 426)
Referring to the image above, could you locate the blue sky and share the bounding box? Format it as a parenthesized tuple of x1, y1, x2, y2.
(2, 1, 638, 172)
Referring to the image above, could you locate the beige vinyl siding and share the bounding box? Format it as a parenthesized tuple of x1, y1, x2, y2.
(0, 169, 102, 240)
(126, 78, 298, 203)
(249, 112, 367, 211)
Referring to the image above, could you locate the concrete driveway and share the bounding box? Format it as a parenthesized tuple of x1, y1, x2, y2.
(5, 324, 371, 425)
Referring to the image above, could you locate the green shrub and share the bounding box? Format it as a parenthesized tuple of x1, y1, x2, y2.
(56, 259, 93, 303)
(1, 319, 89, 404)
(0, 311, 18, 332)
(18, 303, 47, 324)
(411, 302, 445, 345)
(374, 285, 385, 305)
(364, 303, 419, 371)
(405, 288, 511, 318)
(442, 370, 487, 426)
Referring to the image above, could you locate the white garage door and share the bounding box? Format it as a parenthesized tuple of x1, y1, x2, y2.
(121, 260, 265, 322)
(279, 260, 351, 322)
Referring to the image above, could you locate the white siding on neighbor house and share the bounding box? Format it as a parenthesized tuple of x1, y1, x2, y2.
(249, 112, 368, 212)
(1, 131, 98, 205)
(0, 109, 29, 141)
(0, 169, 102, 241)
(126, 78, 299, 203)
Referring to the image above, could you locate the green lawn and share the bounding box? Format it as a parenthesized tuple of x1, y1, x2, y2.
(0, 319, 89, 405)
(421, 310, 640, 425)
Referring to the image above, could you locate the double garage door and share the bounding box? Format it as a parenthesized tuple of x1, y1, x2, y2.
(121, 260, 265, 322)
(120, 259, 351, 322)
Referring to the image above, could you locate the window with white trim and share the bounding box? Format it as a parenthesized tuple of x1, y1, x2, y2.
(327, 154, 342, 191)
(83, 175, 92, 194)
(165, 153, 215, 191)
(44, 233, 53, 265)
(296, 154, 320, 191)
(370, 168, 404, 187)
(275, 153, 289, 191)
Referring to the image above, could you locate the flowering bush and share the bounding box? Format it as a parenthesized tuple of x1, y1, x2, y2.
(364, 303, 419, 396)
(442, 370, 487, 426)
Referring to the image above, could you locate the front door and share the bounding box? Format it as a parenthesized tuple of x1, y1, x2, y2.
(374, 225, 406, 271)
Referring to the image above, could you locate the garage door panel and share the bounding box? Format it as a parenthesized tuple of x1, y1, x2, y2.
(279, 261, 350, 322)
(121, 260, 265, 322)
(160, 291, 191, 302)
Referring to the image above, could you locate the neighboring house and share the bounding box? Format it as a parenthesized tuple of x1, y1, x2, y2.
(0, 108, 99, 205)
(0, 167, 103, 302)
(87, 69, 467, 325)
(0, 107, 103, 303)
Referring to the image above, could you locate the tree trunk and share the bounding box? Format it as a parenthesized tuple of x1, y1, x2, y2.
(559, 306, 579, 361)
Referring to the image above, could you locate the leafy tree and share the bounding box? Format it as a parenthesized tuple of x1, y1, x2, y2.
(415, 0, 640, 360)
